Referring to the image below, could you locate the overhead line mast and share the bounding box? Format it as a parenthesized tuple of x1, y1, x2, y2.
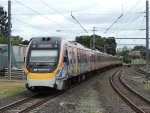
(8, 0, 11, 80)
(146, 0, 149, 79)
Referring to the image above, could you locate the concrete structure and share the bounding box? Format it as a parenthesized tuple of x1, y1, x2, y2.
(13, 44, 28, 68)
(0, 44, 28, 71)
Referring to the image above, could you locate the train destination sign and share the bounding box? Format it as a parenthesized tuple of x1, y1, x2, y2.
(38, 44, 53, 48)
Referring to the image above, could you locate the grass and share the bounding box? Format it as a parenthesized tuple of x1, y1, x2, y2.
(131, 76, 150, 91)
(77, 89, 104, 113)
(0, 76, 27, 99)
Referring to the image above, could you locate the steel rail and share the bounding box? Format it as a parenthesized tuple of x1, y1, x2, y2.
(119, 70, 150, 105)
(0, 91, 64, 113)
(19, 91, 64, 113)
(109, 68, 150, 113)
(0, 96, 35, 112)
(134, 66, 147, 75)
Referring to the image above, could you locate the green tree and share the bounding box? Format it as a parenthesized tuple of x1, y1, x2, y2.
(11, 36, 22, 45)
(132, 45, 146, 59)
(0, 6, 8, 36)
(75, 35, 90, 48)
(0, 35, 7, 44)
(0, 6, 8, 44)
(117, 46, 131, 63)
(21, 40, 29, 45)
(132, 45, 145, 51)
(104, 37, 116, 55)
(75, 35, 117, 55)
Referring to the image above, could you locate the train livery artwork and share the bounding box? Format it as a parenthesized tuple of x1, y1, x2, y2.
(24, 37, 123, 91)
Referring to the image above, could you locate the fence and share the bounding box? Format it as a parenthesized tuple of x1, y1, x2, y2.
(0, 53, 7, 72)
(5, 68, 24, 79)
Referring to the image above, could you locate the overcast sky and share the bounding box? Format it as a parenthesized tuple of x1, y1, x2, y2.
(1, 0, 148, 48)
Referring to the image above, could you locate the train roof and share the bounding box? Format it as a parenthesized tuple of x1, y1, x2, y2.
(30, 36, 121, 58)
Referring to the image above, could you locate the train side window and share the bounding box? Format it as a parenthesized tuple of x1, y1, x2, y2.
(64, 48, 69, 63)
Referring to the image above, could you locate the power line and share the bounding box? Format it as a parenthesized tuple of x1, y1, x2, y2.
(12, 18, 60, 36)
(105, 38, 148, 39)
(126, 0, 142, 14)
(137, 16, 145, 38)
(117, 44, 145, 45)
(105, 13, 123, 33)
(117, 13, 144, 34)
(113, 0, 143, 37)
(15, 0, 64, 28)
(15, 0, 76, 34)
(71, 12, 88, 33)
(11, 12, 144, 16)
(39, 0, 75, 23)
(75, 12, 144, 15)
(120, 0, 142, 23)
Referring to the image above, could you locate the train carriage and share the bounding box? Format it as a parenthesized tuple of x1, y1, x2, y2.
(24, 37, 123, 91)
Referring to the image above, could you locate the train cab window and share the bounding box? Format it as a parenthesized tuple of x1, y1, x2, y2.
(30, 50, 58, 63)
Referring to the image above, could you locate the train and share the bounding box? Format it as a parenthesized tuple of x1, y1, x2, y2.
(24, 37, 123, 91)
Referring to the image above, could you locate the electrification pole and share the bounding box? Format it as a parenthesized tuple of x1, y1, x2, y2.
(93, 27, 95, 49)
(92, 27, 97, 49)
(8, 0, 11, 80)
(146, 0, 149, 79)
(90, 37, 92, 49)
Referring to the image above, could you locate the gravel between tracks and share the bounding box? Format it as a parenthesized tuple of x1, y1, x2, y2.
(122, 67, 150, 100)
(0, 91, 33, 108)
(33, 68, 134, 113)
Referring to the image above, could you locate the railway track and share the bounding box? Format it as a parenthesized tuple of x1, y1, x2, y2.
(0, 72, 97, 113)
(0, 69, 101, 113)
(133, 66, 146, 75)
(110, 68, 150, 113)
(0, 91, 63, 113)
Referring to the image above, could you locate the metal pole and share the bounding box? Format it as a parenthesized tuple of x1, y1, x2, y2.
(90, 36, 92, 49)
(146, 0, 149, 79)
(93, 27, 95, 49)
(8, 0, 11, 80)
(103, 39, 106, 53)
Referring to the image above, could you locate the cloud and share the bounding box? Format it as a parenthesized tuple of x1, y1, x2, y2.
(1, 0, 147, 48)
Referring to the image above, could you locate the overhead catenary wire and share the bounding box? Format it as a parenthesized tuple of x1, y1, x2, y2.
(71, 12, 88, 33)
(105, 13, 123, 33)
(118, 13, 144, 33)
(74, 12, 144, 16)
(112, 0, 143, 39)
(126, 0, 142, 14)
(15, 0, 76, 34)
(12, 18, 61, 36)
(39, 0, 75, 23)
(137, 16, 145, 38)
(118, 0, 142, 24)
(11, 12, 145, 16)
(15, 0, 63, 28)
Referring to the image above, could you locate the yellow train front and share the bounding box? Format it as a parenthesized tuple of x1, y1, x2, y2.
(24, 37, 67, 91)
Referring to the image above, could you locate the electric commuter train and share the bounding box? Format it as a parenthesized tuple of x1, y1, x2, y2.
(24, 37, 123, 91)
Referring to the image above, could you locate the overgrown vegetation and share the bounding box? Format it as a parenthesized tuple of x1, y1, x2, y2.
(0, 78, 27, 99)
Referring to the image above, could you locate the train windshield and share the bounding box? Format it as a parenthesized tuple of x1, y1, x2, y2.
(30, 50, 58, 63)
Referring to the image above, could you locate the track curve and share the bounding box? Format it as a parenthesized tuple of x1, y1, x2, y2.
(110, 68, 150, 113)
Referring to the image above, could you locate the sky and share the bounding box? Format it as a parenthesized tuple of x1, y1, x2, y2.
(0, 0, 148, 49)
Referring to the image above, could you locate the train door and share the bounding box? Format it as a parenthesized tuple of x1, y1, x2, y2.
(77, 48, 80, 74)
(67, 46, 73, 75)
(64, 46, 69, 76)
(72, 48, 77, 75)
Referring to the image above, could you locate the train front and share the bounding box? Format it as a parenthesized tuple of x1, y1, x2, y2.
(24, 37, 62, 91)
